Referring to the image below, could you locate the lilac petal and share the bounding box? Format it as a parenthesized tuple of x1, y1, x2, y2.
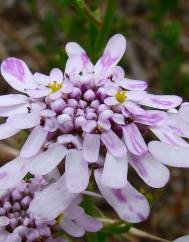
(29, 175, 78, 221)
(0, 157, 28, 189)
(1, 57, 36, 93)
(33, 72, 49, 85)
(29, 144, 67, 175)
(0, 94, 28, 107)
(140, 94, 182, 109)
(135, 110, 167, 126)
(0, 104, 28, 117)
(66, 42, 86, 56)
(128, 152, 170, 188)
(149, 141, 189, 167)
(104, 96, 119, 106)
(26, 88, 50, 98)
(75, 214, 103, 232)
(64, 205, 84, 220)
(112, 113, 125, 125)
(0, 123, 20, 140)
(178, 104, 189, 138)
(94, 34, 126, 74)
(20, 125, 48, 158)
(101, 152, 128, 188)
(65, 149, 89, 193)
(65, 56, 83, 76)
(57, 134, 82, 149)
(7, 112, 41, 129)
(95, 170, 150, 223)
(82, 120, 96, 133)
(59, 217, 85, 237)
(127, 91, 146, 102)
(174, 236, 189, 242)
(122, 124, 147, 156)
(50, 68, 63, 83)
(83, 134, 100, 163)
(101, 130, 127, 158)
(117, 78, 147, 90)
(124, 101, 145, 115)
(150, 126, 189, 147)
(62, 81, 73, 93)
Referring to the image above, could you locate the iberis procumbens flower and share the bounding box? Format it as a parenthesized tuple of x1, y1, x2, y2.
(0, 34, 188, 224)
(0, 176, 101, 242)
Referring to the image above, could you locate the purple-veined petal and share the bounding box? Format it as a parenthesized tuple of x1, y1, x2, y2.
(29, 144, 67, 175)
(117, 78, 147, 90)
(0, 94, 28, 107)
(0, 104, 29, 117)
(20, 125, 48, 158)
(0, 157, 28, 189)
(140, 94, 182, 109)
(177, 104, 189, 138)
(101, 152, 128, 188)
(101, 130, 127, 158)
(7, 112, 41, 129)
(83, 133, 100, 163)
(65, 56, 83, 76)
(1, 58, 36, 93)
(0, 123, 20, 140)
(135, 110, 167, 126)
(104, 96, 119, 106)
(94, 34, 126, 74)
(82, 120, 96, 133)
(124, 101, 145, 115)
(122, 124, 147, 156)
(26, 88, 50, 98)
(150, 126, 189, 147)
(75, 214, 103, 232)
(59, 217, 85, 237)
(174, 236, 189, 242)
(33, 72, 49, 85)
(127, 91, 146, 102)
(65, 149, 89, 193)
(50, 68, 63, 83)
(29, 175, 77, 221)
(128, 152, 170, 188)
(95, 170, 150, 223)
(149, 141, 189, 167)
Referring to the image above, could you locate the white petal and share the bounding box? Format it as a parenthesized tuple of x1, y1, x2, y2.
(83, 134, 100, 163)
(0, 123, 20, 140)
(0, 94, 28, 107)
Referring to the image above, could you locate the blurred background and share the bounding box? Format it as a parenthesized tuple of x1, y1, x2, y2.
(0, 0, 189, 241)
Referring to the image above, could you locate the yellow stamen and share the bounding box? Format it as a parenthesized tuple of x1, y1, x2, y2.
(56, 213, 64, 224)
(115, 90, 127, 103)
(48, 80, 62, 93)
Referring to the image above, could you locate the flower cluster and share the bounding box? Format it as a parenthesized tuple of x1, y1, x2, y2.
(0, 34, 189, 241)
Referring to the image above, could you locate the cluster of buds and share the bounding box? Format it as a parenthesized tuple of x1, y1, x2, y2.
(0, 34, 189, 241)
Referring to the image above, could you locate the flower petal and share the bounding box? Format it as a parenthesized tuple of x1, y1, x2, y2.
(50, 68, 63, 83)
(148, 141, 189, 167)
(177, 104, 189, 138)
(0, 157, 28, 189)
(104, 96, 118, 106)
(83, 133, 100, 163)
(94, 34, 126, 74)
(140, 94, 182, 109)
(26, 88, 50, 98)
(75, 214, 103, 232)
(128, 152, 170, 188)
(174, 236, 189, 242)
(65, 56, 83, 76)
(65, 149, 89, 193)
(95, 170, 150, 223)
(150, 126, 189, 147)
(101, 130, 127, 158)
(59, 217, 85, 237)
(29, 175, 77, 221)
(122, 124, 147, 156)
(101, 152, 128, 188)
(20, 125, 48, 158)
(124, 101, 145, 115)
(117, 78, 147, 90)
(0, 94, 28, 107)
(1, 57, 35, 92)
(0, 104, 28, 117)
(29, 144, 67, 175)
(135, 110, 167, 126)
(7, 113, 41, 129)
(127, 91, 146, 102)
(0, 123, 20, 140)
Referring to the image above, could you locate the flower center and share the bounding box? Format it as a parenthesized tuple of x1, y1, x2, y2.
(115, 90, 127, 103)
(48, 81, 63, 93)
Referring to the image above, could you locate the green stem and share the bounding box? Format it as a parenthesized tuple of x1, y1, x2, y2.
(95, 0, 118, 54)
